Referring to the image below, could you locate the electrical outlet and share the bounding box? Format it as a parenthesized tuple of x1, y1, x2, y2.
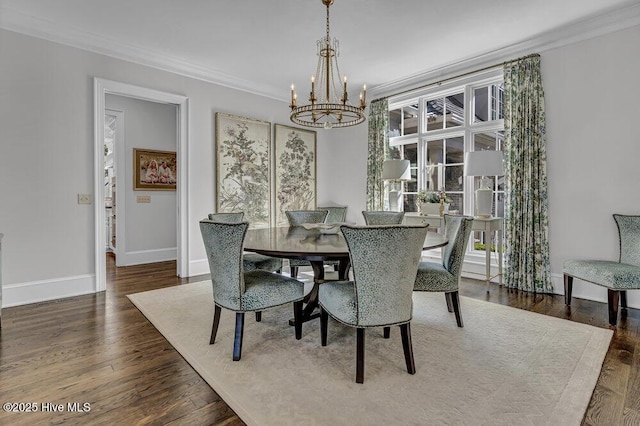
(137, 195, 151, 203)
(78, 193, 92, 204)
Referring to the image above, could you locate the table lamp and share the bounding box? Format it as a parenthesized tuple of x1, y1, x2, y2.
(464, 151, 504, 218)
(382, 159, 411, 211)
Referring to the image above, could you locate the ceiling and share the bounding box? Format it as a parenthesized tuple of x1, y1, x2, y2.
(1, 0, 638, 101)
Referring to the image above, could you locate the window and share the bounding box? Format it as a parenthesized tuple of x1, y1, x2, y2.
(389, 70, 504, 252)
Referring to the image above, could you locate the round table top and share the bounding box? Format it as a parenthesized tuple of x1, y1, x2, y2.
(243, 226, 448, 262)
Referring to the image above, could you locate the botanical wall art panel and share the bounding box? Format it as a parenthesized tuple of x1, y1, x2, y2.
(274, 124, 317, 226)
(133, 148, 177, 191)
(215, 113, 271, 228)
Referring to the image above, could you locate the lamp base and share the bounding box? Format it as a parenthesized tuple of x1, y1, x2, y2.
(475, 187, 493, 218)
(388, 190, 401, 212)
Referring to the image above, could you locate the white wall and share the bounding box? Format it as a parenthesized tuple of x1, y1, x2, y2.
(105, 94, 177, 265)
(0, 28, 336, 306)
(316, 124, 368, 225)
(543, 24, 640, 307)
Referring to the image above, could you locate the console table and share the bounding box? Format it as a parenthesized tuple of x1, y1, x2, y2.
(404, 213, 503, 292)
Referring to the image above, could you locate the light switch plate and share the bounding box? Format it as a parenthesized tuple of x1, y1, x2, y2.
(137, 195, 151, 203)
(78, 193, 92, 204)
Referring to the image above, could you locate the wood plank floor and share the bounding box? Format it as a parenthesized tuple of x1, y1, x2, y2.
(0, 257, 638, 425)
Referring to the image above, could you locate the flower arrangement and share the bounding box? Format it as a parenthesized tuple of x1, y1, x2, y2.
(417, 189, 451, 204)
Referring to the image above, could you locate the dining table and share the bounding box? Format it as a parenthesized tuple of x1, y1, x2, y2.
(244, 225, 448, 324)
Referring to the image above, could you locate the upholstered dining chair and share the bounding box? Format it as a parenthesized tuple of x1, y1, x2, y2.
(208, 212, 283, 275)
(318, 224, 428, 383)
(317, 206, 348, 272)
(199, 219, 305, 361)
(411, 215, 473, 328)
(285, 210, 329, 279)
(362, 211, 405, 225)
(564, 214, 640, 328)
(318, 205, 348, 223)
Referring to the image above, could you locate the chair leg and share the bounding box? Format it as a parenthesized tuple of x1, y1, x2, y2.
(356, 328, 365, 384)
(564, 274, 573, 305)
(290, 266, 298, 279)
(210, 305, 222, 344)
(607, 289, 619, 328)
(445, 293, 453, 312)
(293, 301, 303, 340)
(450, 291, 463, 328)
(255, 311, 262, 322)
(400, 323, 416, 375)
(383, 327, 390, 339)
(320, 308, 328, 346)
(232, 312, 245, 361)
(621, 290, 628, 310)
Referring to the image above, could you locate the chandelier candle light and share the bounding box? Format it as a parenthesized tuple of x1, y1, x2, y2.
(290, 0, 366, 129)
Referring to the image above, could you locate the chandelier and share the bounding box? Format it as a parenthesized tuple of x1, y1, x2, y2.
(289, 0, 366, 129)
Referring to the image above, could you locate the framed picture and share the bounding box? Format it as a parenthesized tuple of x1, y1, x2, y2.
(216, 112, 271, 228)
(133, 148, 177, 191)
(274, 124, 317, 226)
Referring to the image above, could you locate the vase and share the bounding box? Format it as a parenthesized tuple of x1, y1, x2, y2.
(420, 202, 450, 216)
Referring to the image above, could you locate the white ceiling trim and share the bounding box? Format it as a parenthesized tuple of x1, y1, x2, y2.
(0, 6, 283, 102)
(1, 3, 639, 103)
(371, 2, 640, 99)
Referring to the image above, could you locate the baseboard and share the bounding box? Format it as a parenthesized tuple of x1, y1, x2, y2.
(118, 247, 177, 266)
(3, 274, 95, 308)
(188, 258, 210, 277)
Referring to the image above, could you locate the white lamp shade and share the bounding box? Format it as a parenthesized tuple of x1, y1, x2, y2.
(464, 151, 504, 177)
(382, 159, 411, 181)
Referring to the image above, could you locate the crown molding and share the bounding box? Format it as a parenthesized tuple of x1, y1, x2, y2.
(0, 6, 285, 102)
(370, 2, 640, 99)
(2, 3, 639, 103)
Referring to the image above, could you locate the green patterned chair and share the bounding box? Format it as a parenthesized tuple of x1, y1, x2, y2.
(318, 205, 348, 223)
(362, 211, 405, 225)
(208, 212, 283, 274)
(412, 215, 473, 328)
(285, 210, 329, 279)
(317, 206, 348, 272)
(563, 214, 640, 328)
(318, 224, 428, 383)
(200, 220, 305, 361)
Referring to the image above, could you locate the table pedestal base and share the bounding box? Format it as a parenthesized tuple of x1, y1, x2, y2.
(289, 259, 349, 326)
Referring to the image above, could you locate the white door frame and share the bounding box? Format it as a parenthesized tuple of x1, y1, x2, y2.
(105, 108, 124, 261)
(93, 78, 189, 292)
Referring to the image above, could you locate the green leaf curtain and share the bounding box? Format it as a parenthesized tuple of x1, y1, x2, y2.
(366, 98, 389, 211)
(503, 55, 553, 293)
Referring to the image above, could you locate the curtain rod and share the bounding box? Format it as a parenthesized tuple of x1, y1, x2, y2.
(380, 53, 540, 101)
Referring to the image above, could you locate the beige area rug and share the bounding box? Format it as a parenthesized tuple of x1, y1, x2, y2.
(128, 280, 612, 426)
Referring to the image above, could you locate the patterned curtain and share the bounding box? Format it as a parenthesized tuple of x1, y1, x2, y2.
(503, 55, 552, 293)
(366, 98, 390, 210)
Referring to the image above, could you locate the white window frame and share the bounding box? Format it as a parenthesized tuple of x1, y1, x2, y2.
(389, 69, 504, 263)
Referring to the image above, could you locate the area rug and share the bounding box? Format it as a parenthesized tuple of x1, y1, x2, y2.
(128, 281, 612, 426)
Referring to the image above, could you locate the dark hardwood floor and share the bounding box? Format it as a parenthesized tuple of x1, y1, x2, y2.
(0, 256, 638, 425)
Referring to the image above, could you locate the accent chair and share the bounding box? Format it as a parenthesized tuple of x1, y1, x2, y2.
(412, 215, 473, 328)
(563, 214, 640, 328)
(199, 219, 304, 361)
(318, 224, 428, 383)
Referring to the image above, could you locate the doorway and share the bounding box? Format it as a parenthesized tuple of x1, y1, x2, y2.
(93, 78, 189, 293)
(104, 109, 123, 261)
